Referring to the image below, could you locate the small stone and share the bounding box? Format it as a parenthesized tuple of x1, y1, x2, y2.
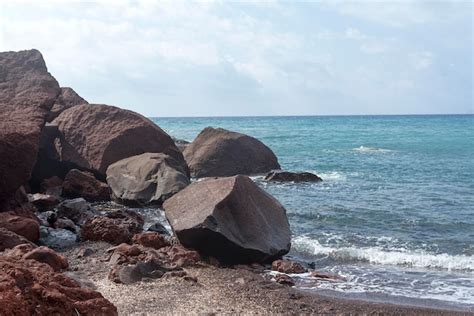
(274, 273, 295, 286)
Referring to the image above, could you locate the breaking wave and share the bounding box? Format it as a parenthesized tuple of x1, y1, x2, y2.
(293, 236, 474, 272)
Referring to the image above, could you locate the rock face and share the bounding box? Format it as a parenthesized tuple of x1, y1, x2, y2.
(265, 171, 322, 182)
(0, 213, 40, 242)
(47, 87, 88, 121)
(0, 255, 117, 315)
(0, 49, 60, 204)
(107, 153, 189, 206)
(163, 175, 291, 263)
(62, 169, 110, 201)
(52, 103, 187, 178)
(183, 127, 280, 178)
(80, 210, 144, 244)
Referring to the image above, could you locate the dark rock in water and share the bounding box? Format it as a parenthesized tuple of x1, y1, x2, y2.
(147, 222, 170, 235)
(265, 171, 322, 182)
(274, 273, 295, 286)
(54, 217, 77, 233)
(80, 210, 144, 244)
(183, 127, 280, 178)
(52, 103, 187, 179)
(163, 175, 291, 264)
(107, 153, 189, 206)
(172, 137, 190, 152)
(62, 169, 110, 202)
(0, 253, 117, 315)
(28, 193, 59, 210)
(0, 227, 34, 251)
(56, 198, 97, 226)
(46, 87, 88, 122)
(0, 50, 61, 205)
(271, 259, 307, 274)
(0, 213, 40, 242)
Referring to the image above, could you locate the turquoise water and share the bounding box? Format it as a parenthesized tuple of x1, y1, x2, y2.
(151, 115, 474, 308)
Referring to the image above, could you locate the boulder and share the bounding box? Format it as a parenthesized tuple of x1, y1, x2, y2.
(56, 198, 97, 226)
(265, 171, 322, 182)
(0, 227, 34, 251)
(52, 103, 187, 178)
(0, 49, 60, 204)
(39, 227, 78, 249)
(271, 259, 307, 274)
(147, 222, 170, 235)
(22, 246, 69, 271)
(0, 213, 40, 242)
(62, 169, 110, 201)
(163, 175, 291, 263)
(183, 127, 280, 178)
(107, 153, 189, 206)
(80, 210, 144, 244)
(0, 255, 117, 315)
(46, 87, 88, 121)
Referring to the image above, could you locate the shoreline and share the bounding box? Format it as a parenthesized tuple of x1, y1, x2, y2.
(62, 241, 472, 315)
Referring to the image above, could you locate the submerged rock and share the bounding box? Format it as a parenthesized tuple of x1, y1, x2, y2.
(163, 175, 291, 263)
(183, 127, 280, 178)
(52, 103, 187, 178)
(62, 169, 110, 201)
(271, 259, 307, 274)
(265, 171, 322, 182)
(107, 153, 189, 206)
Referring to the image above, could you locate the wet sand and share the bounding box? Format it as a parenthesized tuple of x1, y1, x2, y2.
(61, 241, 472, 315)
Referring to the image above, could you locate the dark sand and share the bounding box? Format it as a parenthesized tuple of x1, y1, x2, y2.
(61, 241, 473, 315)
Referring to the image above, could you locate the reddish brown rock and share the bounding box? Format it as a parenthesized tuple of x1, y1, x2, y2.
(157, 244, 201, 268)
(132, 232, 171, 249)
(47, 87, 88, 121)
(62, 169, 110, 201)
(183, 127, 280, 177)
(23, 246, 68, 271)
(0, 213, 40, 242)
(0, 49, 60, 204)
(0, 255, 117, 315)
(274, 273, 295, 286)
(80, 210, 144, 244)
(271, 259, 307, 274)
(40, 175, 63, 195)
(163, 175, 291, 264)
(52, 103, 187, 178)
(0, 227, 34, 251)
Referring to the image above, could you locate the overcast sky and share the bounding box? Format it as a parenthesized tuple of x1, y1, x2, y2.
(1, 1, 472, 117)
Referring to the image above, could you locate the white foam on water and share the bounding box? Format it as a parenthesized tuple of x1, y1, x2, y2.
(353, 145, 393, 153)
(293, 235, 474, 272)
(318, 171, 347, 182)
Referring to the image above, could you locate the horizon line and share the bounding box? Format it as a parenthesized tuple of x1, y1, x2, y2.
(148, 113, 473, 119)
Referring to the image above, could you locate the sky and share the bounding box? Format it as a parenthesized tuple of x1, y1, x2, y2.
(0, 0, 472, 117)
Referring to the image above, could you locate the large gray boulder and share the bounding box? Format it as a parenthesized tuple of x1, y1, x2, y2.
(106, 153, 189, 206)
(163, 175, 291, 263)
(52, 104, 187, 179)
(183, 127, 280, 178)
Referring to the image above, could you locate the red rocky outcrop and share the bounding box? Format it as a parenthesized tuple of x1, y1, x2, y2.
(62, 169, 110, 201)
(0, 213, 40, 242)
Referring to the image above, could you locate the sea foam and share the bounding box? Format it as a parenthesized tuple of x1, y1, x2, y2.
(293, 235, 474, 272)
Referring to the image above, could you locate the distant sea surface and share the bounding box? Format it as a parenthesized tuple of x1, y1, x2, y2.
(151, 115, 474, 309)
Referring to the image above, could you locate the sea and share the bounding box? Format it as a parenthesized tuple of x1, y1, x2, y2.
(151, 115, 474, 311)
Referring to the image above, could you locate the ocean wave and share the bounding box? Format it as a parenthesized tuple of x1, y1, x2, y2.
(293, 236, 474, 272)
(318, 171, 347, 181)
(353, 145, 393, 153)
